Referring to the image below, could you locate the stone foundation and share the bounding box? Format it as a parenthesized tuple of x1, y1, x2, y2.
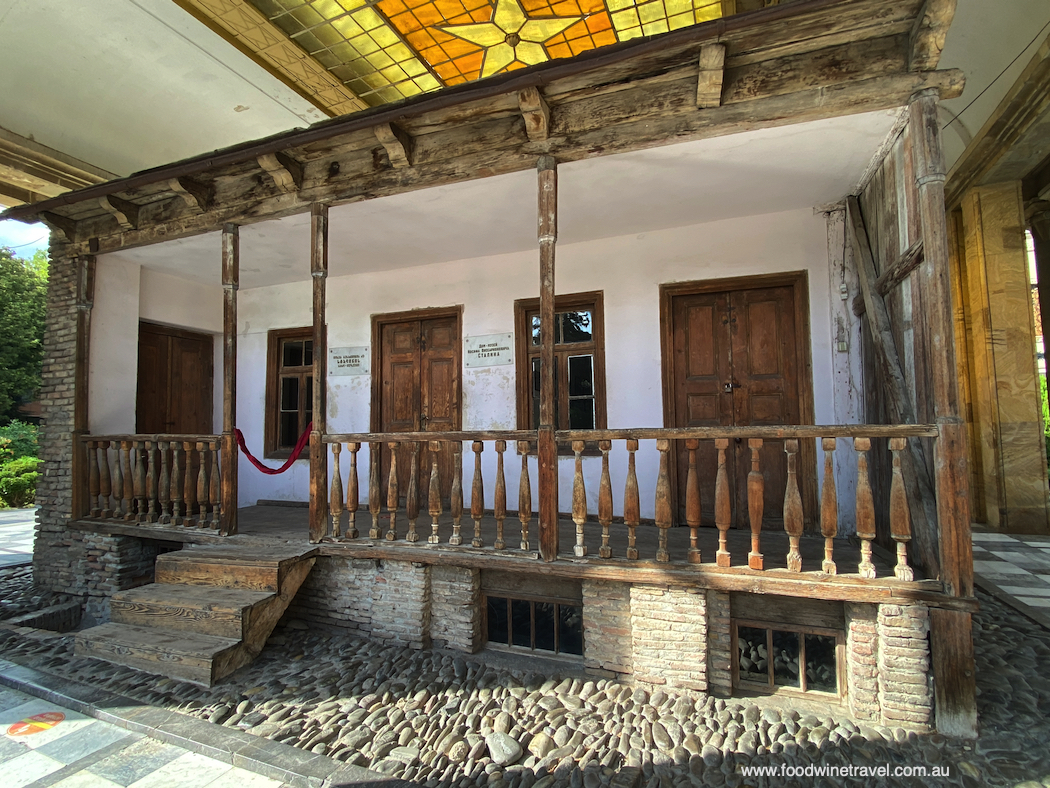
(581, 579, 632, 677)
(629, 584, 707, 693)
(430, 565, 479, 652)
(705, 590, 732, 696)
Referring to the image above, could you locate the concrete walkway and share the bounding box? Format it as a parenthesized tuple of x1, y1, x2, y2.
(971, 528, 1050, 629)
(0, 508, 35, 568)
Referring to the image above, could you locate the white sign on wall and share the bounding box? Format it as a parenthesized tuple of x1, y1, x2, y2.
(329, 346, 370, 376)
(465, 333, 514, 368)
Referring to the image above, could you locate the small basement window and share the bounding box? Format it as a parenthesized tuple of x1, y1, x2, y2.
(733, 620, 843, 697)
(484, 595, 583, 657)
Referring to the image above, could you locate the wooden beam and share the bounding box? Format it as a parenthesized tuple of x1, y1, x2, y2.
(169, 177, 215, 214)
(696, 43, 727, 108)
(257, 151, 303, 192)
(851, 238, 924, 316)
(309, 203, 329, 544)
(39, 211, 78, 242)
(72, 253, 96, 520)
(909, 0, 957, 72)
(537, 156, 558, 563)
(373, 122, 414, 169)
(929, 608, 978, 737)
(221, 224, 239, 537)
(98, 195, 140, 230)
(518, 87, 550, 142)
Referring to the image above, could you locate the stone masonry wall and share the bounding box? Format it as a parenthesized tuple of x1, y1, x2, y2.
(877, 603, 933, 730)
(630, 584, 707, 694)
(582, 580, 632, 678)
(81, 533, 161, 625)
(429, 565, 479, 652)
(705, 590, 732, 696)
(845, 602, 880, 723)
(372, 560, 430, 649)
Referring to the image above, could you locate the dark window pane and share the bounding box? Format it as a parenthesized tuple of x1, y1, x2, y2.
(805, 634, 838, 693)
(738, 626, 768, 683)
(304, 340, 313, 366)
(560, 310, 592, 343)
(281, 377, 299, 411)
(531, 315, 541, 346)
(568, 399, 595, 430)
(487, 597, 508, 645)
(534, 602, 556, 652)
(568, 355, 593, 397)
(282, 340, 303, 368)
(772, 630, 801, 688)
(279, 412, 298, 447)
(558, 604, 583, 655)
(512, 599, 532, 648)
(305, 377, 313, 422)
(531, 358, 541, 429)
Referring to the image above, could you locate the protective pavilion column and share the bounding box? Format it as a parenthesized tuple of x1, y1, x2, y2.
(221, 223, 239, 535)
(309, 203, 329, 543)
(537, 156, 559, 561)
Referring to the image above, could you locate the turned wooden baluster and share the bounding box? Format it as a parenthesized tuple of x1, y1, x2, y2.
(685, 439, 701, 564)
(330, 442, 344, 540)
(714, 438, 731, 567)
(428, 441, 442, 544)
(572, 440, 588, 557)
(157, 441, 171, 524)
(346, 442, 360, 539)
(145, 441, 158, 522)
(183, 441, 198, 527)
(369, 441, 382, 539)
(494, 440, 507, 550)
(598, 440, 613, 559)
(88, 441, 101, 517)
(196, 441, 208, 528)
(624, 439, 640, 560)
(111, 441, 125, 519)
(99, 441, 113, 518)
(889, 437, 914, 581)
(471, 441, 484, 548)
(406, 443, 420, 542)
(209, 440, 221, 529)
(450, 442, 464, 545)
(784, 439, 804, 572)
(170, 442, 183, 525)
(747, 439, 764, 570)
(518, 441, 531, 550)
(122, 441, 135, 521)
(655, 439, 672, 562)
(855, 437, 877, 578)
(386, 442, 400, 541)
(820, 438, 838, 574)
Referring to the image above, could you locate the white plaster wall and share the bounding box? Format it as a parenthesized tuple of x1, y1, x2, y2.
(237, 207, 839, 517)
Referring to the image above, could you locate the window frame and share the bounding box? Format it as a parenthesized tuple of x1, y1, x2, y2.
(513, 291, 607, 435)
(731, 618, 846, 700)
(264, 326, 315, 459)
(481, 591, 584, 658)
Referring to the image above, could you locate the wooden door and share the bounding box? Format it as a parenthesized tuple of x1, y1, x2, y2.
(136, 323, 214, 434)
(667, 280, 804, 529)
(377, 312, 461, 503)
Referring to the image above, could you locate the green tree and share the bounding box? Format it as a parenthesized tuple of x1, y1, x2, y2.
(0, 247, 47, 424)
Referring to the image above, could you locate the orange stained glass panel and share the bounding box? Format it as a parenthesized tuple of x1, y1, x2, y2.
(380, 0, 499, 82)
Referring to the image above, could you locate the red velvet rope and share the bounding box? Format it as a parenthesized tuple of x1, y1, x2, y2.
(235, 422, 313, 475)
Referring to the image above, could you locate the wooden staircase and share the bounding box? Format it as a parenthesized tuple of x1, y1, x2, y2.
(75, 544, 316, 686)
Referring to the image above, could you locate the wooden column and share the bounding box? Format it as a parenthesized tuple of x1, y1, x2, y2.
(72, 252, 96, 519)
(221, 224, 239, 536)
(309, 203, 329, 543)
(910, 88, 977, 738)
(537, 156, 559, 562)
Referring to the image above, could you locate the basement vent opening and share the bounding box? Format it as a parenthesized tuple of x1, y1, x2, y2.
(733, 621, 843, 698)
(484, 595, 583, 657)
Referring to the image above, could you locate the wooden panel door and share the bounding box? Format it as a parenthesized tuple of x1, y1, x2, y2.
(136, 323, 214, 434)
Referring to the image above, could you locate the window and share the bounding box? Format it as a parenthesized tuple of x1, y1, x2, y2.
(265, 327, 314, 458)
(484, 594, 584, 656)
(514, 292, 606, 431)
(733, 620, 843, 697)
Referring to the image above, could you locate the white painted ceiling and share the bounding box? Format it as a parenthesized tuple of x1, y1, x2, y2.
(104, 109, 901, 289)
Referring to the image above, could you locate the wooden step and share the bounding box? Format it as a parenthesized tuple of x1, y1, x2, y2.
(155, 545, 313, 591)
(74, 622, 242, 686)
(110, 584, 273, 639)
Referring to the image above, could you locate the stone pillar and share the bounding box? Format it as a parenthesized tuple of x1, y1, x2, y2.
(705, 590, 732, 696)
(959, 181, 1050, 533)
(844, 602, 879, 723)
(430, 565, 480, 652)
(582, 580, 632, 678)
(876, 603, 933, 730)
(629, 585, 706, 694)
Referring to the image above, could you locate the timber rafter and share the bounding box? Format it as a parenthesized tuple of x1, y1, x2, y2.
(1, 0, 961, 253)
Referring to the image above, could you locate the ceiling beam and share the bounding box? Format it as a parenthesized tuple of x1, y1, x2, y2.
(518, 87, 550, 142)
(374, 123, 414, 168)
(257, 151, 303, 192)
(909, 0, 956, 72)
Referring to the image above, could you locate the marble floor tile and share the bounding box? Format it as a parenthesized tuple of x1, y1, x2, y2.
(126, 751, 231, 788)
(5, 749, 64, 788)
(86, 737, 186, 787)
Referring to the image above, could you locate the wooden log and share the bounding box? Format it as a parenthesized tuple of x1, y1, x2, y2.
(494, 440, 507, 550)
(598, 440, 613, 559)
(909, 0, 956, 72)
(309, 202, 329, 544)
(428, 441, 442, 545)
(387, 441, 400, 541)
(157, 440, 170, 524)
(784, 439, 803, 572)
(820, 437, 838, 574)
(346, 442, 360, 539)
(330, 442, 344, 540)
(196, 441, 208, 528)
(221, 223, 239, 536)
(850, 239, 924, 316)
(538, 155, 559, 563)
(471, 441, 485, 548)
(122, 441, 135, 522)
(518, 441, 532, 551)
(170, 442, 182, 526)
(929, 608, 978, 738)
(99, 441, 113, 519)
(624, 438, 640, 560)
(655, 439, 672, 563)
(685, 439, 701, 564)
(714, 438, 731, 567)
(696, 42, 726, 108)
(747, 438, 764, 570)
(855, 437, 876, 578)
(572, 440, 588, 558)
(518, 86, 550, 142)
(451, 441, 464, 546)
(209, 440, 221, 529)
(406, 442, 421, 543)
(889, 437, 914, 581)
(72, 254, 94, 521)
(369, 441, 382, 539)
(88, 441, 101, 518)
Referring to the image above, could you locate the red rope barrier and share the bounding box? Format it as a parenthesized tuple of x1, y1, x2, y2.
(235, 422, 312, 475)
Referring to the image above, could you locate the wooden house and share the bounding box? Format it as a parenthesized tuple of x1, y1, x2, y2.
(2, 0, 978, 737)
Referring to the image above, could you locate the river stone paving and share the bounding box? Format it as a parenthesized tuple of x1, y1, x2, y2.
(0, 582, 1048, 788)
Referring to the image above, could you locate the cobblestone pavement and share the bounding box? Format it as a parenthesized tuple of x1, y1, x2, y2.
(0, 507, 35, 568)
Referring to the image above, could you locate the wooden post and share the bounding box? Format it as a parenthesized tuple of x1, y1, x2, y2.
(387, 441, 400, 541)
(854, 437, 876, 578)
(747, 438, 764, 570)
(369, 441, 381, 538)
(471, 441, 485, 548)
(820, 437, 838, 574)
(624, 439, 640, 560)
(407, 442, 420, 542)
(309, 203, 329, 543)
(537, 156, 559, 562)
(518, 441, 532, 551)
(428, 441, 442, 544)
(655, 439, 672, 562)
(911, 88, 977, 737)
(221, 224, 239, 536)
(494, 440, 507, 550)
(99, 441, 112, 519)
(783, 439, 803, 572)
(450, 442, 464, 545)
(571, 440, 588, 557)
(714, 438, 731, 567)
(330, 442, 343, 540)
(598, 440, 613, 559)
(72, 254, 95, 519)
(346, 442, 360, 539)
(685, 439, 701, 564)
(890, 437, 914, 581)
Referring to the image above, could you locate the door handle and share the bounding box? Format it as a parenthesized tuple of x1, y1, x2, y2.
(419, 414, 429, 429)
(722, 381, 740, 393)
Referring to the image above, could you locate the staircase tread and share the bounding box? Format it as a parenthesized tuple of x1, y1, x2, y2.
(77, 622, 241, 656)
(112, 584, 274, 610)
(159, 545, 314, 566)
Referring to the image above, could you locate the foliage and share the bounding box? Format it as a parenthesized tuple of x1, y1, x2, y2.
(0, 248, 47, 424)
(0, 456, 40, 508)
(0, 420, 38, 460)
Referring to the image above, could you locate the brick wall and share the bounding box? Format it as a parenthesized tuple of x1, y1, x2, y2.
(877, 603, 933, 729)
(372, 560, 430, 648)
(582, 580, 631, 678)
(705, 590, 732, 696)
(630, 585, 707, 693)
(845, 602, 879, 722)
(430, 565, 479, 652)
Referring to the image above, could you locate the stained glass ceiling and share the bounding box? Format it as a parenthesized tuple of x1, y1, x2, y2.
(246, 0, 727, 106)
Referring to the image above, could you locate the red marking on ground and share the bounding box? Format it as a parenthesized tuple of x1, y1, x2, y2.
(7, 711, 65, 736)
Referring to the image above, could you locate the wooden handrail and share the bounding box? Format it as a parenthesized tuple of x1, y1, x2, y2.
(324, 430, 535, 443)
(557, 424, 939, 441)
(80, 433, 221, 443)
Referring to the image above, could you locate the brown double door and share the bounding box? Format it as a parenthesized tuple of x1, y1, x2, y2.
(667, 281, 804, 529)
(377, 312, 461, 502)
(136, 322, 214, 434)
